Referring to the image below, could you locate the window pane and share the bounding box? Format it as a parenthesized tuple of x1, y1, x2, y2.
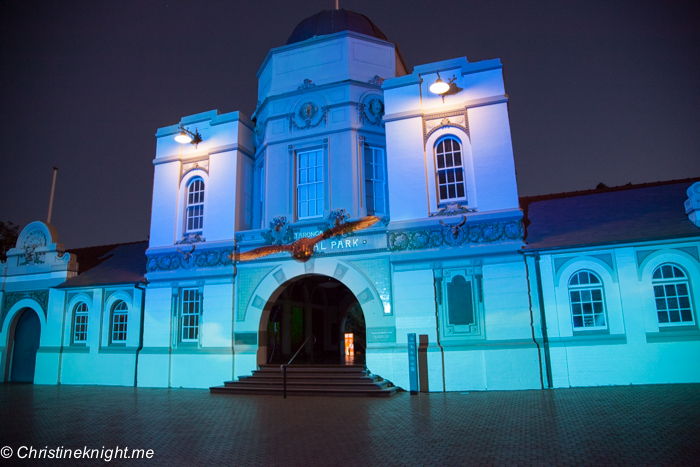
(658, 311, 669, 323)
(444, 139, 452, 152)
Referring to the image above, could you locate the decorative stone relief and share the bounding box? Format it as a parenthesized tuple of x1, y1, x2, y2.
(1, 290, 49, 331)
(356, 97, 385, 127)
(178, 233, 205, 244)
(430, 202, 475, 217)
(254, 119, 267, 145)
(327, 208, 350, 229)
(297, 78, 316, 90)
(388, 220, 523, 252)
(20, 230, 47, 266)
(439, 216, 467, 246)
(262, 216, 295, 246)
(424, 111, 470, 142)
(367, 75, 384, 86)
(180, 159, 209, 181)
(290, 101, 329, 131)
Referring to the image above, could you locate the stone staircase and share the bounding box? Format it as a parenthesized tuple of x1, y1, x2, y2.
(210, 364, 398, 397)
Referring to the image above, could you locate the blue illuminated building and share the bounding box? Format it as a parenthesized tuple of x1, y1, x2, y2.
(2, 10, 700, 391)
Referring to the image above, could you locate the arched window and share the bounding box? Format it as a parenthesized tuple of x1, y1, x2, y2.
(569, 270, 606, 330)
(73, 302, 89, 344)
(652, 264, 694, 325)
(186, 178, 205, 234)
(435, 137, 466, 203)
(111, 300, 128, 343)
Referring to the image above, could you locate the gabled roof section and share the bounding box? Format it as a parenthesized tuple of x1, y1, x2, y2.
(521, 178, 700, 250)
(56, 241, 148, 288)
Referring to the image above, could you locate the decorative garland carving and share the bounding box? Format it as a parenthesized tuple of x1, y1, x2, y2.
(20, 230, 47, 266)
(289, 102, 329, 131)
(388, 220, 523, 252)
(356, 98, 385, 127)
(146, 247, 235, 273)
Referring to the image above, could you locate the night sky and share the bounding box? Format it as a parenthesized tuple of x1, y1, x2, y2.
(1, 0, 698, 249)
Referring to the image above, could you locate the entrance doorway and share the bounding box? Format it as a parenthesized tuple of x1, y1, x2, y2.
(9, 309, 41, 383)
(265, 275, 366, 365)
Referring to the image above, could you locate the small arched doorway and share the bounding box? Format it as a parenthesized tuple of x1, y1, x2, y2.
(9, 308, 41, 383)
(265, 274, 366, 365)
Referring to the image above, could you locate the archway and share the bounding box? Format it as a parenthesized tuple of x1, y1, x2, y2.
(265, 274, 366, 365)
(9, 308, 41, 383)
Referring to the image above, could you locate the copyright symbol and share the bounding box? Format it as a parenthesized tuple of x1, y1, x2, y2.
(1, 446, 12, 458)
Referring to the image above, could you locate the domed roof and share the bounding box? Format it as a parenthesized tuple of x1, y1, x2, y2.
(287, 9, 389, 45)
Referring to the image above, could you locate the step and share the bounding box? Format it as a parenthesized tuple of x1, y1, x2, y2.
(210, 364, 398, 398)
(224, 380, 393, 389)
(210, 385, 398, 398)
(240, 373, 377, 382)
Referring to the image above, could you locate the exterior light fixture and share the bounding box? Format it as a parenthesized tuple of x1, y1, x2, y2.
(429, 73, 450, 94)
(429, 72, 458, 97)
(174, 124, 203, 148)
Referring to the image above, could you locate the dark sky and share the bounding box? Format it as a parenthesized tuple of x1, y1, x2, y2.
(1, 0, 698, 248)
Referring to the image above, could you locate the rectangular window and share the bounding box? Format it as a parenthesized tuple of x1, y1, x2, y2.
(364, 144, 386, 216)
(259, 164, 265, 228)
(297, 149, 324, 219)
(181, 288, 201, 342)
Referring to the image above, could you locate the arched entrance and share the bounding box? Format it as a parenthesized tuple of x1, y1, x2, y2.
(265, 275, 366, 365)
(9, 308, 41, 383)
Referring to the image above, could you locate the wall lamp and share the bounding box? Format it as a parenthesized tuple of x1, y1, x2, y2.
(174, 124, 203, 148)
(429, 72, 457, 95)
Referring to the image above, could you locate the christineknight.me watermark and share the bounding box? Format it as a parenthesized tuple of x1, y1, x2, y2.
(1, 445, 154, 462)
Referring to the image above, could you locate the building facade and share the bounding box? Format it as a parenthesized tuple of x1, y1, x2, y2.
(2, 10, 699, 390)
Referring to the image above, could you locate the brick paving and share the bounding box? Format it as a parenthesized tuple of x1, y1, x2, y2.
(1, 383, 699, 466)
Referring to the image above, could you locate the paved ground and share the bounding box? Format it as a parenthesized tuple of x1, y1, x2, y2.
(1, 383, 699, 466)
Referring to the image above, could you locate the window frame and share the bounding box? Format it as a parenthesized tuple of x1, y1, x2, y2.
(363, 143, 387, 216)
(185, 177, 205, 235)
(180, 288, 202, 343)
(436, 267, 484, 342)
(295, 148, 325, 220)
(72, 302, 89, 345)
(110, 300, 128, 344)
(568, 270, 608, 331)
(652, 263, 695, 327)
(434, 136, 467, 204)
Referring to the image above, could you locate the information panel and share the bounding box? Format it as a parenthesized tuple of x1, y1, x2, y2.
(407, 333, 418, 395)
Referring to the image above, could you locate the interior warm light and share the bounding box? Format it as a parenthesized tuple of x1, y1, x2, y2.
(175, 130, 192, 144)
(344, 333, 354, 356)
(429, 74, 450, 94)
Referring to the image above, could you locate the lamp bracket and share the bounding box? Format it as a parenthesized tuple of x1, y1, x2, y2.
(178, 124, 203, 148)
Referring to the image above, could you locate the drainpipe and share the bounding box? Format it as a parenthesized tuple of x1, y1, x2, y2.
(533, 252, 553, 389)
(134, 280, 148, 387)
